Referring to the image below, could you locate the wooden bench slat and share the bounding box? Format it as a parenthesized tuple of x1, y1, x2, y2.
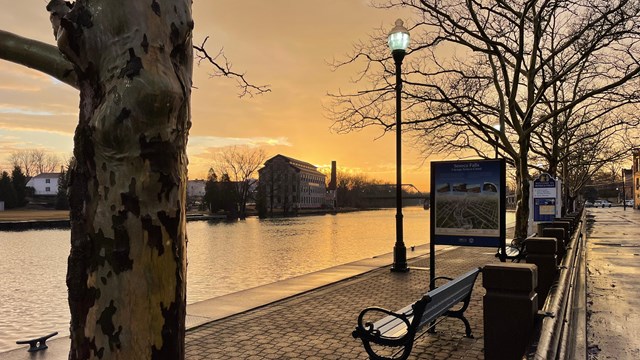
(374, 304, 414, 335)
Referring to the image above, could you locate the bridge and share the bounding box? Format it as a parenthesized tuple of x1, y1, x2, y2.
(360, 184, 430, 203)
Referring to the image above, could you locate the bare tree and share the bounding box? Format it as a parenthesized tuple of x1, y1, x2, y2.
(9, 149, 61, 176)
(0, 1, 267, 358)
(329, 0, 640, 238)
(210, 146, 266, 218)
(9, 150, 36, 177)
(32, 149, 61, 174)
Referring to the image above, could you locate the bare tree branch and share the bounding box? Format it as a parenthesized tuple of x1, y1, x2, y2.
(193, 36, 271, 98)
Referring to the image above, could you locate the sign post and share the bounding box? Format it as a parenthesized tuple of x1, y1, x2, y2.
(430, 159, 506, 288)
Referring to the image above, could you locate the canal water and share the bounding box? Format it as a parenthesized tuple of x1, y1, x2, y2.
(0, 208, 514, 352)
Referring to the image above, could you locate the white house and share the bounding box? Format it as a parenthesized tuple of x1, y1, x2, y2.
(26, 173, 61, 196)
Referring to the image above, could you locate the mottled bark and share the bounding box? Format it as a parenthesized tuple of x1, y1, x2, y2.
(514, 153, 531, 241)
(50, 1, 192, 359)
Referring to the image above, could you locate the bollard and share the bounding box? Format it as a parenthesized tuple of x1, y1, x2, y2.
(483, 263, 538, 360)
(525, 237, 558, 309)
(552, 221, 572, 245)
(541, 227, 566, 263)
(536, 222, 555, 236)
(555, 217, 575, 235)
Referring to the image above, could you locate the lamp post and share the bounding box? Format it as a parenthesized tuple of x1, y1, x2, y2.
(389, 19, 410, 272)
(492, 124, 501, 159)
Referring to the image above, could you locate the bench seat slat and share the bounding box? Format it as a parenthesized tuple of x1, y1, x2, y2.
(373, 304, 414, 335)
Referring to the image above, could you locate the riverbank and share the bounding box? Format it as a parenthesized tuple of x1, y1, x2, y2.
(0, 207, 387, 231)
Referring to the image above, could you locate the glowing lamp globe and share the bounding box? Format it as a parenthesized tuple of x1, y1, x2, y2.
(388, 19, 410, 52)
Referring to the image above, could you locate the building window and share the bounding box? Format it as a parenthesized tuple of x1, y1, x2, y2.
(45, 187, 51, 192)
(46, 179, 51, 183)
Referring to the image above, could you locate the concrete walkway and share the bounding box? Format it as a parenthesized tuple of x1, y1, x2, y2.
(586, 207, 640, 360)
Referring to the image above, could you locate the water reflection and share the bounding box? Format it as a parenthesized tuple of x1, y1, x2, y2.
(186, 208, 431, 303)
(0, 229, 69, 353)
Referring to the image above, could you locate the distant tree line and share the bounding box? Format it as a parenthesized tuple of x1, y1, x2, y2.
(8, 149, 61, 177)
(203, 171, 240, 218)
(334, 171, 385, 208)
(333, 171, 419, 208)
(0, 166, 29, 209)
(203, 146, 265, 219)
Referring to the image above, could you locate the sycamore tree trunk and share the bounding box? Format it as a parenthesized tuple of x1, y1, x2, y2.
(514, 145, 531, 241)
(51, 1, 192, 358)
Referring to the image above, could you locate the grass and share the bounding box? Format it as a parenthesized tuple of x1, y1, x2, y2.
(0, 209, 69, 221)
(0, 209, 212, 222)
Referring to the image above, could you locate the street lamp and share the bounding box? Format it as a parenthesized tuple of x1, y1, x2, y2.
(389, 19, 410, 272)
(492, 124, 501, 159)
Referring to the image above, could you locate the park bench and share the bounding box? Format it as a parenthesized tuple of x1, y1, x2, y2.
(352, 267, 481, 360)
(16, 331, 58, 352)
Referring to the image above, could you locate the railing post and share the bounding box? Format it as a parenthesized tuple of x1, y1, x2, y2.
(483, 263, 538, 360)
(552, 221, 572, 245)
(542, 227, 566, 263)
(526, 237, 559, 309)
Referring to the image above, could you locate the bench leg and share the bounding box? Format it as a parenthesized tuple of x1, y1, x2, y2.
(427, 321, 436, 334)
(361, 340, 415, 360)
(445, 310, 473, 338)
(460, 315, 473, 338)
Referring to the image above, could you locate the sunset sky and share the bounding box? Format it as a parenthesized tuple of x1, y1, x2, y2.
(0, 1, 437, 191)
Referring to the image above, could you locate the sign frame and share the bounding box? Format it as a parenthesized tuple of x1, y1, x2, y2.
(429, 159, 506, 288)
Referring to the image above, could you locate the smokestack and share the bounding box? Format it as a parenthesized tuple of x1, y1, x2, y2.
(329, 161, 337, 190)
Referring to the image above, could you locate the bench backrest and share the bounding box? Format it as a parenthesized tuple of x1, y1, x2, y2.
(418, 267, 480, 328)
(370, 267, 481, 339)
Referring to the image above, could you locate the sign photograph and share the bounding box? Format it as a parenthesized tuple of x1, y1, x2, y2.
(430, 159, 505, 247)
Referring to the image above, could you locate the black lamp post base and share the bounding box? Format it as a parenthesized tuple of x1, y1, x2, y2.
(391, 245, 409, 272)
(391, 266, 410, 273)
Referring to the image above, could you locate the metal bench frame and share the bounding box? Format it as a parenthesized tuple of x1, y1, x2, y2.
(352, 267, 481, 360)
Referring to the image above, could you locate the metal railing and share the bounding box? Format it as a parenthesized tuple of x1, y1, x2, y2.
(526, 209, 587, 360)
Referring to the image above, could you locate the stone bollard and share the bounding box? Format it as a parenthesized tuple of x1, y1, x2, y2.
(525, 237, 558, 309)
(552, 221, 572, 244)
(536, 222, 555, 236)
(483, 263, 538, 360)
(541, 227, 566, 263)
(555, 217, 575, 235)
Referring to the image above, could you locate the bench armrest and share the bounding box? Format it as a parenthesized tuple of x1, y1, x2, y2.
(429, 276, 453, 289)
(352, 307, 413, 347)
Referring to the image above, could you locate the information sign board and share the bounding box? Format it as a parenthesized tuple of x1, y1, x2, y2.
(533, 174, 558, 222)
(430, 159, 505, 247)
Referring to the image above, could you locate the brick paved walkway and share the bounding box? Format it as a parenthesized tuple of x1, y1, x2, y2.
(185, 246, 502, 359)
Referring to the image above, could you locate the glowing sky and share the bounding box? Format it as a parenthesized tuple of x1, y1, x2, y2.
(0, 1, 432, 191)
